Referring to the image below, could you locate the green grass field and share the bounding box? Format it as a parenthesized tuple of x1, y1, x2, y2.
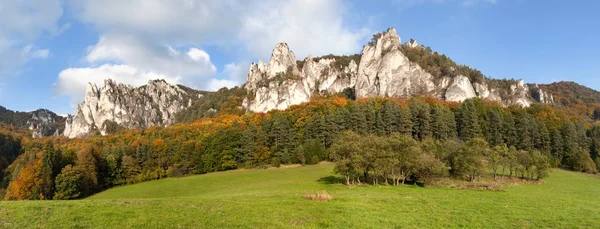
(1, 163, 599, 228)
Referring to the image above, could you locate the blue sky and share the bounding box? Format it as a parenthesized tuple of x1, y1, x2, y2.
(0, 0, 598, 115)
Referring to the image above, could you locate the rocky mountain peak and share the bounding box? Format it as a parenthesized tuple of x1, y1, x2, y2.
(27, 109, 62, 138)
(356, 27, 436, 98)
(267, 42, 297, 78)
(64, 79, 194, 138)
(243, 42, 359, 113)
(406, 39, 419, 48)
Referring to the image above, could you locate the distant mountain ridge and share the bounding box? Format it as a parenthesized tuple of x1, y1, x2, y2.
(0, 106, 65, 138)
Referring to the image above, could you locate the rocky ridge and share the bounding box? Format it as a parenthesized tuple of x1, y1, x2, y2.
(63, 79, 196, 138)
(243, 28, 554, 112)
(28, 109, 62, 138)
(243, 43, 358, 113)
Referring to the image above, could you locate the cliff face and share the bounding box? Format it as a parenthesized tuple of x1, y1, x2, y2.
(63, 79, 194, 138)
(28, 109, 62, 138)
(242, 43, 358, 113)
(243, 28, 554, 112)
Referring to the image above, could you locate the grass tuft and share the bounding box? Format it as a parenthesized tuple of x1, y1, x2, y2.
(302, 191, 332, 201)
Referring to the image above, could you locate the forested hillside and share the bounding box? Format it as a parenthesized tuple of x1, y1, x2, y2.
(0, 125, 24, 196)
(538, 81, 600, 118)
(3, 88, 599, 200)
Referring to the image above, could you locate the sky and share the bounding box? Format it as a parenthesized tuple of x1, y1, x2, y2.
(0, 0, 598, 115)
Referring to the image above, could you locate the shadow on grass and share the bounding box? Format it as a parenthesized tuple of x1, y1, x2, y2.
(317, 176, 345, 184)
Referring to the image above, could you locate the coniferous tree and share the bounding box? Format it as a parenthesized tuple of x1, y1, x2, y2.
(374, 111, 386, 137)
(502, 113, 518, 147)
(536, 120, 551, 152)
(40, 143, 62, 199)
(515, 113, 533, 151)
(350, 104, 367, 135)
(487, 110, 504, 146)
(457, 100, 481, 141)
(561, 121, 578, 163)
(381, 101, 400, 135)
(410, 100, 431, 140)
(551, 129, 564, 163)
(399, 106, 413, 136)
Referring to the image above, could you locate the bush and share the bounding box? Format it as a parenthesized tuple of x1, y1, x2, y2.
(271, 157, 281, 168)
(53, 165, 84, 200)
(167, 163, 189, 177)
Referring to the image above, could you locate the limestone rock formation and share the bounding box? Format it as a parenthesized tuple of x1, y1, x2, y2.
(242, 27, 553, 113)
(64, 79, 194, 138)
(530, 84, 555, 104)
(27, 109, 62, 138)
(445, 75, 477, 102)
(473, 82, 503, 103)
(355, 28, 438, 99)
(243, 44, 358, 113)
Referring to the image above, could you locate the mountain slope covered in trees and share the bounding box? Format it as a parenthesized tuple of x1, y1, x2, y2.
(538, 81, 600, 118)
(3, 92, 599, 200)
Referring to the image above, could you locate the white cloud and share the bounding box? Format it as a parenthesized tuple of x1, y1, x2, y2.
(462, 0, 497, 6)
(70, 0, 245, 44)
(240, 0, 368, 60)
(85, 34, 216, 86)
(393, 0, 497, 8)
(56, 0, 368, 104)
(205, 62, 248, 91)
(207, 79, 238, 91)
(22, 45, 50, 59)
(70, 0, 367, 59)
(0, 0, 63, 75)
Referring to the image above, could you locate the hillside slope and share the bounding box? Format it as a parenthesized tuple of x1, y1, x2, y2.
(1, 164, 599, 228)
(538, 81, 600, 118)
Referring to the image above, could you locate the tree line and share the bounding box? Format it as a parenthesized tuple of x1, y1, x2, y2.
(2, 95, 599, 200)
(330, 131, 549, 186)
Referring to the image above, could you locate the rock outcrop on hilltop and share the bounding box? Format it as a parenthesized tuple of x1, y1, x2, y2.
(28, 109, 62, 138)
(63, 79, 195, 138)
(242, 28, 554, 112)
(242, 43, 358, 113)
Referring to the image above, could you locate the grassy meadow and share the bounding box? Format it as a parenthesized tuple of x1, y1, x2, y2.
(1, 163, 599, 228)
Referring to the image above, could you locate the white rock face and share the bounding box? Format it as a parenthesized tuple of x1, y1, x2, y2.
(508, 80, 534, 107)
(355, 28, 436, 98)
(530, 84, 555, 104)
(243, 27, 553, 112)
(243, 44, 357, 113)
(405, 39, 419, 48)
(27, 109, 60, 138)
(445, 75, 477, 102)
(64, 79, 192, 138)
(474, 82, 502, 102)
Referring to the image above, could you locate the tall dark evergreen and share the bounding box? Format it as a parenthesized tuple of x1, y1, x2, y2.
(399, 106, 413, 136)
(502, 113, 518, 147)
(456, 99, 481, 141)
(410, 99, 431, 141)
(487, 109, 504, 146)
(515, 113, 533, 151)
